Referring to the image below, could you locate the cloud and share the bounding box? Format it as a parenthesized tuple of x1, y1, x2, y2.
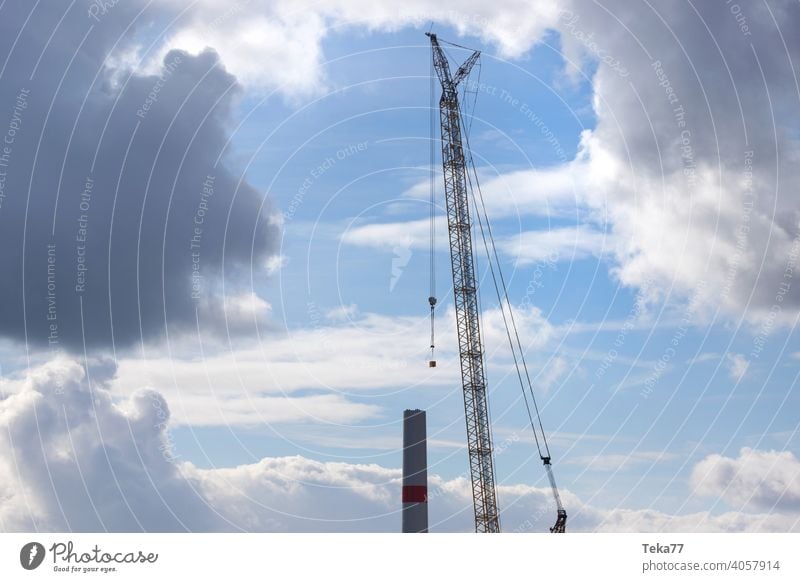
(501, 225, 615, 265)
(589, 507, 798, 533)
(99, 305, 552, 426)
(1, 347, 386, 429)
(185, 457, 800, 532)
(151, 2, 329, 96)
(343, 161, 592, 259)
(110, 310, 454, 415)
(0, 357, 382, 530)
(74, 0, 800, 345)
(535, 355, 569, 394)
(726, 353, 750, 381)
(400, 163, 589, 220)
(2, 0, 799, 536)
(554, 0, 800, 321)
(565, 451, 679, 472)
(194, 292, 274, 339)
(325, 303, 359, 321)
(691, 447, 800, 513)
(341, 216, 448, 253)
(686, 352, 720, 365)
(331, 0, 800, 324)
(2, 358, 798, 532)
(154, 0, 563, 94)
(0, 357, 222, 531)
(154, 393, 380, 428)
(342, 214, 607, 269)
(0, 1, 279, 351)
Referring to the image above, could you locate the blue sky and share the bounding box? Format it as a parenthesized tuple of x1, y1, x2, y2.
(166, 23, 799, 517)
(0, 0, 799, 533)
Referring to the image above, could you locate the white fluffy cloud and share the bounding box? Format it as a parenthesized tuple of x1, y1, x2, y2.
(1, 358, 798, 532)
(0, 358, 220, 531)
(558, 0, 800, 320)
(153, 0, 563, 93)
(692, 447, 800, 514)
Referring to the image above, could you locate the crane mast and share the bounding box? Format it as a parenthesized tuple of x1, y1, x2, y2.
(427, 32, 500, 533)
(427, 32, 567, 534)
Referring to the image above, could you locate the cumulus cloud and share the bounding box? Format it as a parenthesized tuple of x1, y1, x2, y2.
(193, 458, 800, 532)
(0, 357, 221, 531)
(691, 447, 800, 513)
(556, 0, 800, 320)
(0, 357, 386, 530)
(1, 358, 798, 532)
(154, 0, 563, 93)
(590, 507, 798, 533)
(0, 0, 279, 351)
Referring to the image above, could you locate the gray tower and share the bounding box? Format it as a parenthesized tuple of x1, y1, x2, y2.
(401, 409, 428, 532)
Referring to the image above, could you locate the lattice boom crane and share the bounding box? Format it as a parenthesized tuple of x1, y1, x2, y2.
(427, 31, 500, 533)
(427, 31, 567, 534)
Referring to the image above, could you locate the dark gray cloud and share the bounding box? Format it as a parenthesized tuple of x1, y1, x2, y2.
(0, 0, 278, 351)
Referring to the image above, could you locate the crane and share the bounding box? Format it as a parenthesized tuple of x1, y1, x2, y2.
(426, 31, 567, 534)
(427, 31, 500, 533)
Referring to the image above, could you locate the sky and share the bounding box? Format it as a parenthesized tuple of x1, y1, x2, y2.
(0, 0, 799, 532)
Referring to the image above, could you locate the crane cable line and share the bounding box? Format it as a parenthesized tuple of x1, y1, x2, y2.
(425, 41, 551, 456)
(453, 55, 567, 532)
(427, 37, 554, 457)
(428, 50, 437, 367)
(455, 58, 553, 461)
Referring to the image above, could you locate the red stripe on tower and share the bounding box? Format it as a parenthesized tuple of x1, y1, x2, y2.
(402, 485, 428, 503)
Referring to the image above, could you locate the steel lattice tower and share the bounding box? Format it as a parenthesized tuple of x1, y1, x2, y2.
(427, 32, 500, 533)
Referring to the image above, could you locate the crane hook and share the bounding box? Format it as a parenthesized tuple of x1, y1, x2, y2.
(428, 296, 437, 367)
